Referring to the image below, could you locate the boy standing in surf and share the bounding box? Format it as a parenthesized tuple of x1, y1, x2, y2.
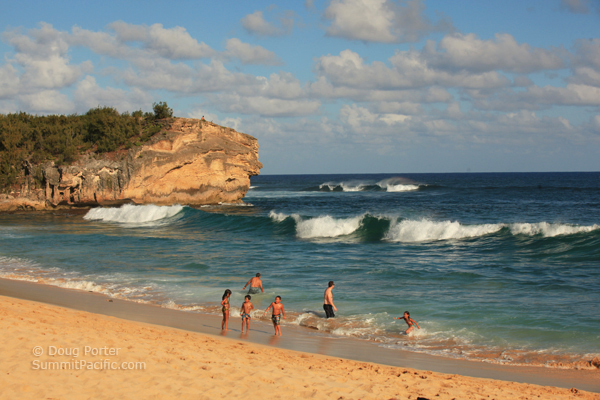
(394, 311, 420, 334)
(240, 295, 254, 333)
(264, 296, 285, 336)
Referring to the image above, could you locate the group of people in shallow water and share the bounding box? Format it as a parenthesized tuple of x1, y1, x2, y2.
(220, 273, 420, 336)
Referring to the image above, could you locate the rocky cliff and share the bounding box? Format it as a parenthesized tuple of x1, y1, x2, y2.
(0, 118, 262, 211)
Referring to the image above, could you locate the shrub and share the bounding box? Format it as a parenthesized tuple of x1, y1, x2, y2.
(152, 102, 173, 120)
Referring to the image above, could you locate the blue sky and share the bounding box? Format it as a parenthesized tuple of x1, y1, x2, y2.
(1, 0, 599, 174)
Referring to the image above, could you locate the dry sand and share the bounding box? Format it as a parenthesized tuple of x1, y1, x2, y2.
(1, 295, 598, 400)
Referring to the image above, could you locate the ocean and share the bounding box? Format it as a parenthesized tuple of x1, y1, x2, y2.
(1, 172, 599, 368)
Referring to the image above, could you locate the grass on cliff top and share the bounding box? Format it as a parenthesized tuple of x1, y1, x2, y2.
(0, 102, 175, 191)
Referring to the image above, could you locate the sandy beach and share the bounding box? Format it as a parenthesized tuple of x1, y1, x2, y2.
(1, 280, 599, 400)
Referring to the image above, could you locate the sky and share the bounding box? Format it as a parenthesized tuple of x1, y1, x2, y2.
(0, 0, 599, 174)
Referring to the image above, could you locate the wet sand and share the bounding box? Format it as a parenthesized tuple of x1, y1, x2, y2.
(1, 278, 599, 399)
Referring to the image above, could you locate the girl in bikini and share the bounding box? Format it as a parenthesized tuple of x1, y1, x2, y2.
(394, 311, 420, 334)
(221, 289, 232, 330)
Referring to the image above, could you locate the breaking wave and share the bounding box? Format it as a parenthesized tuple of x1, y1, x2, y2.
(268, 211, 600, 242)
(509, 222, 600, 237)
(385, 220, 600, 242)
(385, 220, 503, 242)
(311, 177, 422, 192)
(83, 204, 185, 224)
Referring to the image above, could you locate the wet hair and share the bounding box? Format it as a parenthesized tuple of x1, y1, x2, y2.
(328, 281, 334, 287)
(222, 289, 232, 300)
(256, 273, 261, 277)
(404, 311, 410, 316)
(275, 296, 281, 300)
(245, 295, 251, 300)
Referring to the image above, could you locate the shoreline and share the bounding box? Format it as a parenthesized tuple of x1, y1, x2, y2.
(1, 277, 598, 394)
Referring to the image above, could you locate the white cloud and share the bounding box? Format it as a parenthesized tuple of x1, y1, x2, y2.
(3, 23, 90, 91)
(424, 33, 565, 74)
(73, 76, 153, 113)
(208, 93, 320, 117)
(591, 115, 600, 131)
(570, 67, 600, 87)
(225, 38, 282, 65)
(241, 11, 288, 37)
(560, 0, 593, 14)
(121, 59, 258, 93)
(18, 90, 74, 114)
(0, 64, 20, 99)
(109, 21, 215, 59)
(572, 38, 600, 69)
(521, 83, 600, 106)
(315, 49, 509, 91)
(324, 0, 451, 43)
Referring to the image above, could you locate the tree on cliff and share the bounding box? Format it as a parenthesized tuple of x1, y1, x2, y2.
(153, 102, 173, 120)
(84, 107, 140, 153)
(0, 102, 175, 192)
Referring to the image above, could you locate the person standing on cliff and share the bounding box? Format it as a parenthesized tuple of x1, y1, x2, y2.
(243, 273, 264, 295)
(323, 281, 337, 318)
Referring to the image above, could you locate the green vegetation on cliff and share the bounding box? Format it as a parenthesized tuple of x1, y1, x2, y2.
(0, 102, 174, 190)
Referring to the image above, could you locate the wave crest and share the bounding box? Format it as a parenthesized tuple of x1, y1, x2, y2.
(385, 220, 600, 242)
(385, 219, 503, 242)
(296, 215, 364, 238)
(315, 177, 421, 192)
(83, 204, 184, 224)
(509, 222, 600, 237)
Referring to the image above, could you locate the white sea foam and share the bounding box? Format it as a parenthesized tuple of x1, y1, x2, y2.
(377, 177, 421, 192)
(381, 183, 420, 192)
(385, 219, 503, 242)
(83, 204, 184, 223)
(385, 219, 600, 242)
(319, 181, 367, 192)
(509, 222, 600, 237)
(218, 202, 254, 206)
(295, 215, 363, 238)
(0, 256, 111, 294)
(269, 210, 293, 222)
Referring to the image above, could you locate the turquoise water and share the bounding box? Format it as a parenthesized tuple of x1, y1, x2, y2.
(1, 172, 599, 367)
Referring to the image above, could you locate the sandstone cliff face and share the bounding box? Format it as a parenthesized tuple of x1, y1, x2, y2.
(0, 119, 262, 211)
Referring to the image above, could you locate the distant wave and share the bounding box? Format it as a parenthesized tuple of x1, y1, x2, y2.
(269, 211, 600, 242)
(83, 204, 184, 224)
(310, 176, 422, 193)
(377, 177, 420, 192)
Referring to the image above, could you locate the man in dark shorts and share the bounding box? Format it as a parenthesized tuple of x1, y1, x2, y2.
(243, 273, 264, 294)
(323, 281, 337, 318)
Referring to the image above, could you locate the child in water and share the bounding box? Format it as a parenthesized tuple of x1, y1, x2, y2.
(264, 296, 285, 336)
(394, 311, 420, 334)
(240, 295, 254, 333)
(221, 289, 232, 331)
